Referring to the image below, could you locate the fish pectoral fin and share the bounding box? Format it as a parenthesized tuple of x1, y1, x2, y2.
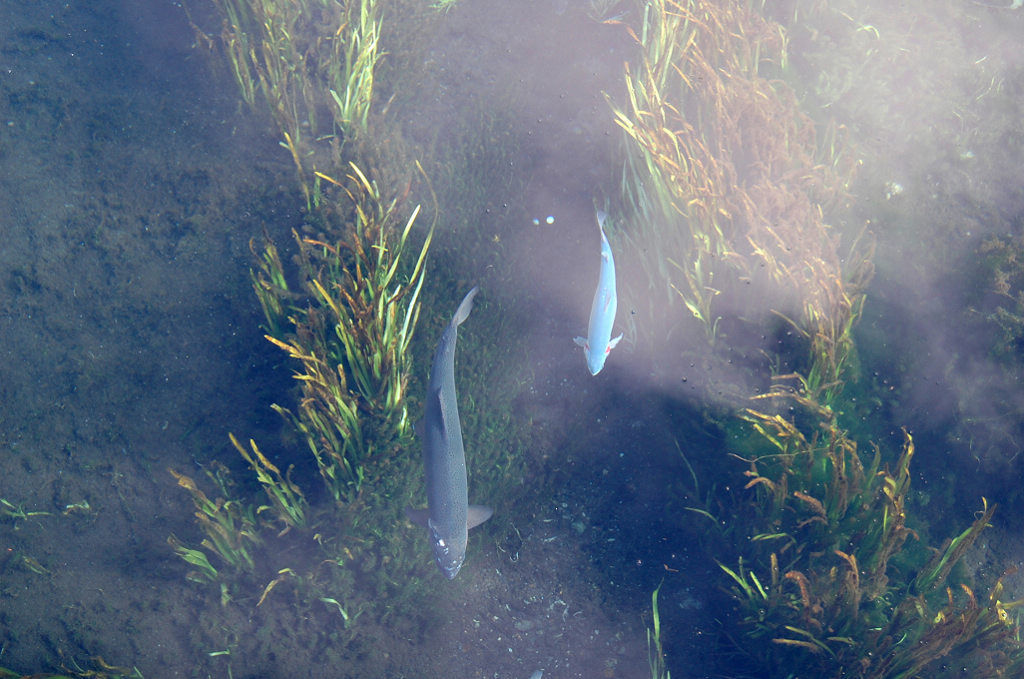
(405, 507, 430, 528)
(606, 333, 623, 353)
(573, 336, 588, 348)
(467, 504, 494, 530)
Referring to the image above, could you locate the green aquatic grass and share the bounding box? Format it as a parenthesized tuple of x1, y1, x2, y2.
(169, 468, 261, 575)
(0, 497, 52, 522)
(170, 159, 436, 635)
(715, 390, 1024, 678)
(607, 0, 871, 409)
(254, 163, 432, 505)
(647, 582, 671, 679)
(206, 0, 384, 207)
(230, 433, 307, 532)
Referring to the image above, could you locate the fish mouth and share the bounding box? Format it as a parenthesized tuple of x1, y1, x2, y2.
(438, 558, 462, 580)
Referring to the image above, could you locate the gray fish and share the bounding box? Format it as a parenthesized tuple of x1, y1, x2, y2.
(407, 286, 493, 579)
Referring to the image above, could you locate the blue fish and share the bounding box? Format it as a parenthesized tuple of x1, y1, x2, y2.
(408, 287, 493, 579)
(575, 210, 622, 375)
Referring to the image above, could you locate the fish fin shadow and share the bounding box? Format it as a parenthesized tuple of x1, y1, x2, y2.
(468, 504, 494, 530)
(406, 507, 430, 528)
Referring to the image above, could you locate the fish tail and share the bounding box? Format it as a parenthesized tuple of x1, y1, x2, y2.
(453, 286, 479, 326)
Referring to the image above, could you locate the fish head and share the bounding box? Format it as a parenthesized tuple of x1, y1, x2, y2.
(584, 343, 607, 375)
(429, 520, 467, 580)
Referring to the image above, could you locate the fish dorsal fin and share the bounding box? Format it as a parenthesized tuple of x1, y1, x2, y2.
(452, 286, 479, 326)
(467, 504, 494, 530)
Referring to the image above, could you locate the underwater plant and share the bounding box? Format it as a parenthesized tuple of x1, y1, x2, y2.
(0, 657, 146, 679)
(230, 433, 308, 532)
(203, 0, 384, 207)
(168, 466, 261, 582)
(428, 0, 458, 11)
(978, 235, 1024, 362)
(607, 0, 871, 405)
(715, 388, 1024, 678)
(647, 583, 671, 679)
(253, 162, 432, 505)
(586, 0, 627, 23)
(169, 162, 434, 628)
(0, 497, 53, 523)
(597, 4, 1024, 677)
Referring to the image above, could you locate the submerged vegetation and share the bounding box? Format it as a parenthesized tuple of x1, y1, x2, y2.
(167, 0, 527, 653)
(0, 661, 145, 679)
(6, 0, 1024, 676)
(253, 163, 432, 506)
(158, 0, 1024, 674)
(202, 0, 384, 206)
(937, 234, 1024, 471)
(169, 161, 435, 622)
(608, 0, 870, 404)
(717, 389, 1024, 677)
(646, 583, 671, 679)
(611, 0, 1024, 676)
(168, 0, 445, 631)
